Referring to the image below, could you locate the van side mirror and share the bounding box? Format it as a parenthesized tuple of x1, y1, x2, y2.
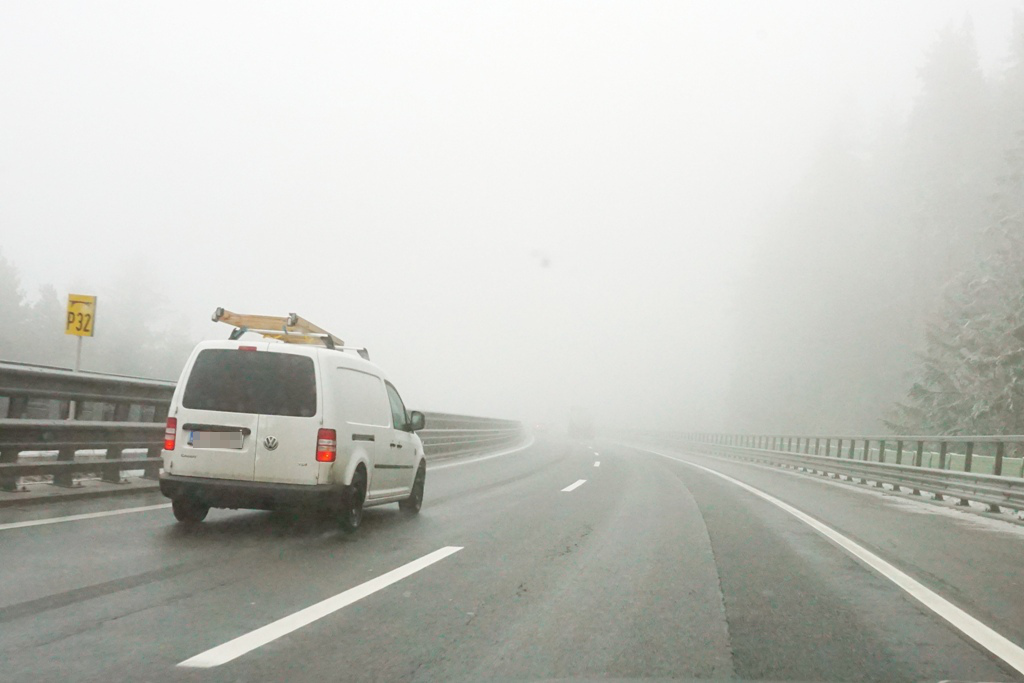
(408, 410, 426, 432)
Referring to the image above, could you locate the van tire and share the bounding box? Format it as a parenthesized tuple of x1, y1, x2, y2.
(399, 463, 425, 514)
(172, 498, 209, 524)
(340, 469, 366, 533)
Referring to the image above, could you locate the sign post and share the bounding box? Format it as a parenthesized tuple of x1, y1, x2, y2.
(65, 294, 97, 419)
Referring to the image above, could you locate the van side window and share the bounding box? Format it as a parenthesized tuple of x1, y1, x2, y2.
(333, 368, 390, 426)
(385, 382, 409, 431)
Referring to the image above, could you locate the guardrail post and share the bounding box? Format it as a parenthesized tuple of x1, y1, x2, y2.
(0, 448, 24, 492)
(6, 396, 28, 418)
(143, 445, 162, 480)
(875, 440, 886, 487)
(895, 440, 904, 465)
(957, 442, 975, 506)
(814, 437, 820, 455)
(912, 441, 923, 495)
(932, 441, 948, 500)
(994, 442, 1005, 477)
(859, 440, 870, 483)
(51, 447, 80, 488)
(101, 446, 127, 484)
(113, 402, 131, 422)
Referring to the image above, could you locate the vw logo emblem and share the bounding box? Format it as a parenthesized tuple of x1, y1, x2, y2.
(263, 436, 279, 451)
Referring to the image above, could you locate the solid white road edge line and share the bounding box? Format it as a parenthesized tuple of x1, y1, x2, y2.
(0, 503, 171, 532)
(431, 436, 536, 471)
(561, 479, 587, 492)
(628, 444, 1024, 677)
(178, 545, 464, 669)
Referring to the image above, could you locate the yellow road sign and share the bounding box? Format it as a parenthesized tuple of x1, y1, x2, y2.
(66, 294, 97, 337)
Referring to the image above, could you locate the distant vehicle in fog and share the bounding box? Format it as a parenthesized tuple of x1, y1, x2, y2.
(568, 406, 594, 439)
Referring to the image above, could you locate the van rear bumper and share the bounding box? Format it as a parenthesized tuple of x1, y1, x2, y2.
(159, 474, 346, 511)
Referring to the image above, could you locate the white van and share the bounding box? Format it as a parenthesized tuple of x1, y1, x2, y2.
(159, 339, 426, 532)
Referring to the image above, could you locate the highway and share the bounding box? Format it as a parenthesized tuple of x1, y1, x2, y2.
(2, 437, 1024, 682)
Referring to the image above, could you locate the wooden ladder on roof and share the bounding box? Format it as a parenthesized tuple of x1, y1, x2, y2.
(211, 307, 345, 349)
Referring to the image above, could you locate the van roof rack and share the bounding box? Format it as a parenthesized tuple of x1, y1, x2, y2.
(211, 308, 370, 360)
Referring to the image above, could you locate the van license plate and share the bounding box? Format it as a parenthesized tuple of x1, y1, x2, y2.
(188, 431, 244, 449)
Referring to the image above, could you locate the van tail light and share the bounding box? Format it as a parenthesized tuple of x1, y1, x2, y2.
(164, 417, 177, 451)
(316, 428, 337, 462)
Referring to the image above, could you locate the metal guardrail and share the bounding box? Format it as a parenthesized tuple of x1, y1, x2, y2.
(0, 361, 175, 415)
(417, 411, 523, 459)
(0, 361, 525, 492)
(652, 433, 1024, 513)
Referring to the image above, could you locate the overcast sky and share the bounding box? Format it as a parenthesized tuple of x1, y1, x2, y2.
(1, 1, 1020, 428)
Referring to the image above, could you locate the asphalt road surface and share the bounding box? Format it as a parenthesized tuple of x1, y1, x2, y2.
(2, 436, 1024, 682)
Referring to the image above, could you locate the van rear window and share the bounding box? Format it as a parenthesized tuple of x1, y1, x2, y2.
(182, 350, 317, 417)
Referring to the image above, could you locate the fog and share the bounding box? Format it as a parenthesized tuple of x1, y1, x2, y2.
(2, 2, 1021, 433)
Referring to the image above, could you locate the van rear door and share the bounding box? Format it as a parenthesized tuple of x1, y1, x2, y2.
(250, 350, 321, 485)
(176, 346, 320, 482)
(175, 347, 271, 481)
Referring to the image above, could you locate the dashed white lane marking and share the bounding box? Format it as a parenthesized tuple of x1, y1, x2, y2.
(561, 479, 587, 492)
(594, 461, 601, 468)
(178, 546, 464, 669)
(431, 436, 536, 471)
(630, 445, 1024, 677)
(0, 503, 171, 532)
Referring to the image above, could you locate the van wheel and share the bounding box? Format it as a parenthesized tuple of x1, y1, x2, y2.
(172, 498, 209, 524)
(399, 463, 425, 514)
(341, 470, 366, 533)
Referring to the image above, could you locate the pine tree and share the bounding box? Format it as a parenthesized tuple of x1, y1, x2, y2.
(889, 116, 1024, 434)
